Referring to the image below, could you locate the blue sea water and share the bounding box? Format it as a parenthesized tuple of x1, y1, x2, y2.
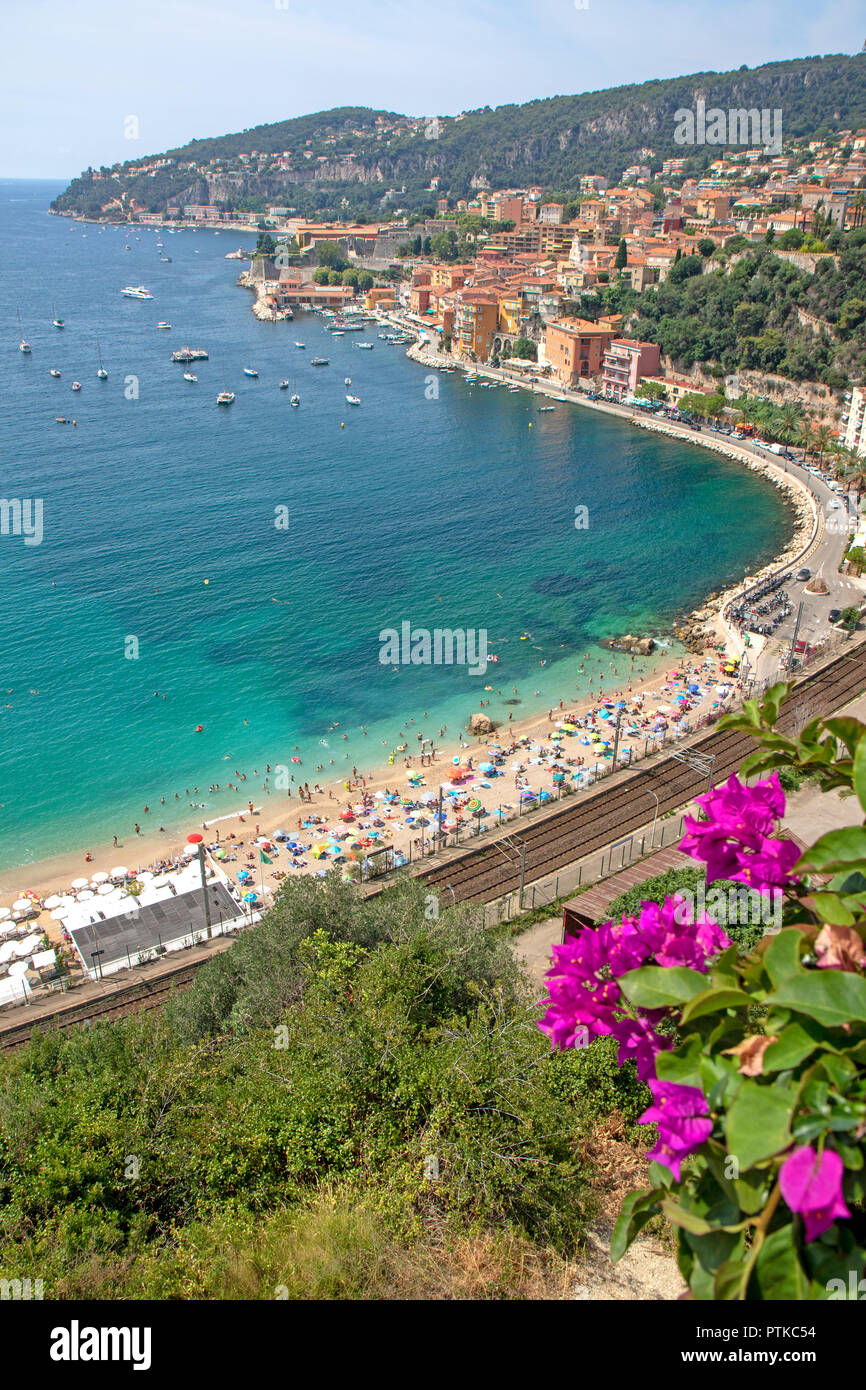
(0, 180, 793, 869)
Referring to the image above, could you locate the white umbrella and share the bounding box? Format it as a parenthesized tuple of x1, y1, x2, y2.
(43, 895, 63, 909)
(76, 889, 95, 901)
(70, 878, 89, 889)
(7, 960, 29, 976)
(138, 870, 155, 882)
(0, 908, 10, 921)
(0, 942, 17, 962)
(59, 894, 76, 906)
(97, 883, 114, 895)
(50, 909, 69, 921)
(110, 866, 129, 878)
(12, 898, 32, 912)
(90, 872, 109, 884)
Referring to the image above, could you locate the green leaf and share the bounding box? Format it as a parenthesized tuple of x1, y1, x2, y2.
(662, 1197, 713, 1235)
(762, 1022, 822, 1073)
(714, 1257, 749, 1299)
(725, 1080, 793, 1169)
(853, 736, 866, 813)
(610, 1188, 663, 1264)
(810, 892, 856, 926)
(733, 1166, 772, 1215)
(680, 987, 755, 1023)
(798, 826, 866, 873)
(763, 929, 806, 988)
(825, 716, 866, 759)
(618, 965, 707, 1010)
(766, 970, 866, 1028)
(654, 1034, 703, 1088)
(750, 1223, 808, 1300)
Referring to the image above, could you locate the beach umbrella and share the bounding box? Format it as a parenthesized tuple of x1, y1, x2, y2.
(0, 908, 10, 921)
(7, 961, 29, 977)
(467, 797, 482, 812)
(237, 869, 251, 881)
(339, 810, 355, 821)
(243, 891, 258, 903)
(138, 871, 155, 882)
(90, 872, 109, 884)
(76, 889, 95, 901)
(70, 878, 89, 890)
(214, 849, 227, 860)
(50, 908, 69, 921)
(12, 899, 31, 912)
(110, 866, 128, 878)
(96, 883, 114, 895)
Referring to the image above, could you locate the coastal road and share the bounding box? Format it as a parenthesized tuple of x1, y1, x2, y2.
(394, 638, 866, 906)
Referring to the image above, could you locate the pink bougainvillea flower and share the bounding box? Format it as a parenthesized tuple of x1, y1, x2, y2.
(639, 1079, 713, 1180)
(779, 1146, 850, 1242)
(679, 772, 801, 893)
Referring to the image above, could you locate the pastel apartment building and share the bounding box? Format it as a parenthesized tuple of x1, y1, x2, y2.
(602, 339, 661, 401)
(543, 318, 614, 384)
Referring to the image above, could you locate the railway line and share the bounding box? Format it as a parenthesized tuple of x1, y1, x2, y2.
(0, 961, 201, 1052)
(410, 642, 866, 906)
(2, 641, 865, 1050)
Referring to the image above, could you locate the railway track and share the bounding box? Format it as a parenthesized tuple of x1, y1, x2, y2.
(2, 642, 864, 1051)
(0, 961, 201, 1052)
(407, 642, 866, 906)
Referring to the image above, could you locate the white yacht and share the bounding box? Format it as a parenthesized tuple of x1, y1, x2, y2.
(183, 372, 197, 382)
(290, 394, 300, 407)
(217, 390, 235, 405)
(49, 368, 61, 378)
(157, 322, 172, 330)
(121, 286, 153, 299)
(71, 381, 82, 391)
(346, 395, 361, 406)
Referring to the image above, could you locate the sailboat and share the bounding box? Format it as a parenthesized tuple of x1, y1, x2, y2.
(243, 366, 258, 378)
(217, 367, 234, 405)
(52, 303, 64, 329)
(96, 342, 108, 379)
(17, 310, 31, 353)
(290, 392, 300, 407)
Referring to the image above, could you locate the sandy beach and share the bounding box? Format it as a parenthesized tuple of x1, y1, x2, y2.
(0, 641, 745, 947)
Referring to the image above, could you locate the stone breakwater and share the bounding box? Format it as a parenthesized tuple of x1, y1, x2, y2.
(405, 338, 819, 658)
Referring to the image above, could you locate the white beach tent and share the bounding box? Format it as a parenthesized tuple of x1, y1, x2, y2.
(0, 974, 30, 1007)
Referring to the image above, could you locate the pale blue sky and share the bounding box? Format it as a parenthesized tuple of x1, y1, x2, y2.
(1, 0, 862, 177)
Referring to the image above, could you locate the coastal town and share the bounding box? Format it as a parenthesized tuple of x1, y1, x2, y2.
(5, 20, 866, 1319)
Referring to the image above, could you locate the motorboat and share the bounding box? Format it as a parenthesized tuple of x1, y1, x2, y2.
(120, 286, 153, 299)
(183, 372, 197, 382)
(345, 395, 361, 405)
(279, 380, 290, 389)
(49, 368, 61, 378)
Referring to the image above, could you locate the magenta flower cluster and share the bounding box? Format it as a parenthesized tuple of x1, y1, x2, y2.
(679, 771, 801, 892)
(539, 895, 730, 1076)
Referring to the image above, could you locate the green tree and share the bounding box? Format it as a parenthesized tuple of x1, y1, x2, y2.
(316, 240, 347, 271)
(615, 238, 628, 270)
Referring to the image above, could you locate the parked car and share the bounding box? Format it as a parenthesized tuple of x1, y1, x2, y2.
(828, 608, 842, 624)
(795, 569, 812, 582)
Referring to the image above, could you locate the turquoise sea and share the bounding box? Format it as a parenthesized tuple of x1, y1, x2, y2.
(0, 180, 793, 869)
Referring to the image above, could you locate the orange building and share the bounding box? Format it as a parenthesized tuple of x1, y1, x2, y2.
(453, 289, 499, 360)
(543, 318, 614, 383)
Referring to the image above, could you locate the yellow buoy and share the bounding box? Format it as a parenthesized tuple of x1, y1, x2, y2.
(204, 579, 209, 585)
(341, 422, 345, 428)
(528, 422, 533, 428)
